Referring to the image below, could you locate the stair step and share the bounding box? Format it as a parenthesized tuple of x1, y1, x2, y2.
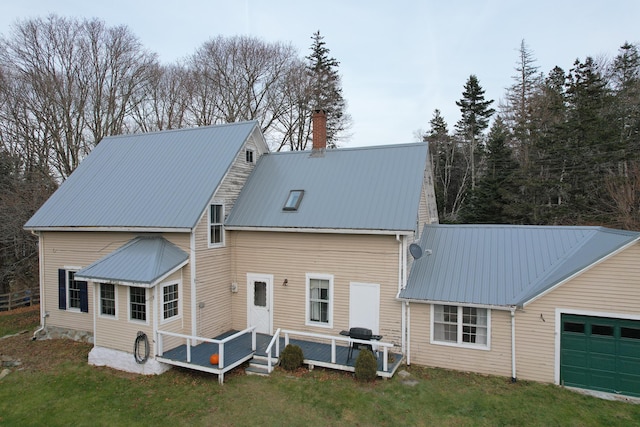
(245, 365, 271, 377)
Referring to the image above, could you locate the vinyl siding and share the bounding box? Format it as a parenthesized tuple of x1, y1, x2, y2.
(192, 136, 263, 338)
(230, 231, 403, 346)
(407, 241, 640, 384)
(515, 241, 640, 383)
(407, 304, 513, 377)
(39, 231, 191, 347)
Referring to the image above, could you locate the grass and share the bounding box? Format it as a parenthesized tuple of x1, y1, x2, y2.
(1, 307, 640, 426)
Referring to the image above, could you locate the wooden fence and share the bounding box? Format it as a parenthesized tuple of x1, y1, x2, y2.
(0, 288, 40, 311)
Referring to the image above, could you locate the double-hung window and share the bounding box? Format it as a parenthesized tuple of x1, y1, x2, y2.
(58, 268, 88, 313)
(432, 304, 489, 348)
(129, 287, 147, 322)
(208, 203, 224, 247)
(306, 274, 333, 328)
(100, 283, 116, 317)
(162, 282, 180, 322)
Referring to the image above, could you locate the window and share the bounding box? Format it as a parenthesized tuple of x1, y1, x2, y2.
(58, 268, 88, 313)
(162, 283, 179, 321)
(100, 283, 116, 317)
(306, 274, 333, 327)
(432, 305, 489, 348)
(245, 149, 254, 163)
(130, 287, 147, 322)
(283, 190, 304, 211)
(208, 203, 224, 246)
(254, 281, 267, 307)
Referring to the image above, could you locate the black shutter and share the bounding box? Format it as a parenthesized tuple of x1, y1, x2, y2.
(78, 281, 89, 313)
(58, 269, 66, 310)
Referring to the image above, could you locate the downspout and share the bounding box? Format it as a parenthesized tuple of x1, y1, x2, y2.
(190, 232, 197, 339)
(510, 306, 517, 383)
(396, 234, 407, 354)
(153, 286, 158, 359)
(32, 232, 47, 340)
(406, 301, 411, 365)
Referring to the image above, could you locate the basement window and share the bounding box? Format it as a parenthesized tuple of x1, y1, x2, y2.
(283, 190, 304, 211)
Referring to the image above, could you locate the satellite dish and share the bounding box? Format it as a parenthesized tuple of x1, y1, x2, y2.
(409, 243, 423, 259)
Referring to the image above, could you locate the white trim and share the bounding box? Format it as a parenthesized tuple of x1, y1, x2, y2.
(429, 304, 491, 351)
(523, 236, 640, 307)
(74, 259, 188, 287)
(98, 282, 118, 319)
(159, 280, 182, 325)
(25, 226, 190, 233)
(225, 226, 414, 236)
(207, 202, 225, 248)
(64, 268, 82, 313)
(127, 286, 149, 325)
(190, 232, 197, 338)
(246, 273, 274, 335)
(553, 307, 640, 385)
(305, 273, 334, 329)
(398, 297, 512, 312)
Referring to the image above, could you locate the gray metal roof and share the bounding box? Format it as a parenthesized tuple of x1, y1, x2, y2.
(74, 236, 188, 286)
(226, 143, 429, 232)
(25, 121, 259, 230)
(399, 224, 640, 307)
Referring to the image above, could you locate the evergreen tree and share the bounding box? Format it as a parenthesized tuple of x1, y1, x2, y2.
(455, 75, 495, 190)
(460, 118, 522, 223)
(306, 31, 351, 147)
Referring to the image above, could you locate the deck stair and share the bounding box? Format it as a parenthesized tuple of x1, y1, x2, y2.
(245, 355, 278, 377)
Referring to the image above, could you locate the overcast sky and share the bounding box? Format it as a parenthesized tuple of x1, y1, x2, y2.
(2, 1, 639, 147)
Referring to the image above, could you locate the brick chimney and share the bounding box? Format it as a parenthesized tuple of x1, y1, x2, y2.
(312, 109, 327, 151)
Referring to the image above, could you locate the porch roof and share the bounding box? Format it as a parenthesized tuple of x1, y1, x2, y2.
(75, 236, 188, 287)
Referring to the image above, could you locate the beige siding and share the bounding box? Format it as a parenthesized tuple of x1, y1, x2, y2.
(515, 241, 640, 383)
(191, 136, 263, 338)
(408, 304, 513, 377)
(230, 231, 404, 346)
(39, 231, 191, 352)
(408, 241, 640, 384)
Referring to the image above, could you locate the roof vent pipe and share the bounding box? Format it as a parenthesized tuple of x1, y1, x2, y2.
(312, 109, 327, 151)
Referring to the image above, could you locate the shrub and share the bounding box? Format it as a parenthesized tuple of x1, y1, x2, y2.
(354, 349, 377, 382)
(280, 344, 304, 371)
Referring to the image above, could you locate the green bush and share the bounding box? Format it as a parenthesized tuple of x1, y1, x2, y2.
(354, 348, 377, 382)
(279, 344, 304, 371)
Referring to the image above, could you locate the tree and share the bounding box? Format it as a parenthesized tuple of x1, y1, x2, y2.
(459, 118, 522, 223)
(306, 31, 351, 148)
(0, 15, 157, 179)
(455, 75, 495, 190)
(425, 109, 467, 221)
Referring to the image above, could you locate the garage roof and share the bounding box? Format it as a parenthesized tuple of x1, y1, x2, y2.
(399, 224, 640, 307)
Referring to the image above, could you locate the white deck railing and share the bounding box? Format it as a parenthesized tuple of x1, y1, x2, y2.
(157, 326, 256, 369)
(264, 328, 281, 373)
(275, 329, 395, 372)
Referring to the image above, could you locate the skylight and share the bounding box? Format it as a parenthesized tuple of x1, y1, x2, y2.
(283, 190, 304, 211)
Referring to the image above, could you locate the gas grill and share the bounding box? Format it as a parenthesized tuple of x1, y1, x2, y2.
(340, 327, 383, 362)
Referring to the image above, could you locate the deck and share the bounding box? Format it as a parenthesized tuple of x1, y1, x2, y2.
(156, 329, 403, 383)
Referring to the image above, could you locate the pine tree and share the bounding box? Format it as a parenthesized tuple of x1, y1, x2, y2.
(306, 31, 351, 147)
(455, 75, 495, 190)
(460, 118, 521, 223)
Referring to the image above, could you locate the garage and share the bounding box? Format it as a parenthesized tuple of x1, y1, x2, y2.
(561, 314, 640, 397)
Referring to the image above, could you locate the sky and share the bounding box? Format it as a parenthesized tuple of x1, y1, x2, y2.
(1, 1, 639, 148)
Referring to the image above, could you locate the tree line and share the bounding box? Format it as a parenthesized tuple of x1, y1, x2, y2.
(0, 15, 349, 293)
(426, 40, 640, 230)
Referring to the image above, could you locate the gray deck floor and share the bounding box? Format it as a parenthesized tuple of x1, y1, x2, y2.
(159, 331, 403, 378)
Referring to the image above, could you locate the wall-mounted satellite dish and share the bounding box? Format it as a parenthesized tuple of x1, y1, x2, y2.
(409, 243, 423, 259)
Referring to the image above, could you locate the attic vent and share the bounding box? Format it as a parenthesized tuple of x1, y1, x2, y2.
(283, 190, 304, 211)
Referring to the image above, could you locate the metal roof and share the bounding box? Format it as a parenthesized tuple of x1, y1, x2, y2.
(25, 121, 260, 230)
(74, 236, 188, 287)
(226, 143, 429, 232)
(399, 224, 640, 307)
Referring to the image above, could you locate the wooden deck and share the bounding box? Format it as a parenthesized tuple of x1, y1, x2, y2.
(157, 330, 403, 383)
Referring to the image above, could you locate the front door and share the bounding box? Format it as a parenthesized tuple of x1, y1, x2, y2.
(247, 274, 272, 334)
(349, 282, 380, 334)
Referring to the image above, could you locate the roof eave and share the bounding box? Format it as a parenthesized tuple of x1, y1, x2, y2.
(225, 225, 414, 236)
(24, 226, 192, 233)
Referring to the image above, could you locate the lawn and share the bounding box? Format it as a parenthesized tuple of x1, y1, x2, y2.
(1, 307, 639, 426)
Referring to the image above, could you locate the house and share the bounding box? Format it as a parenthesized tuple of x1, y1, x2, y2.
(24, 111, 439, 376)
(399, 224, 640, 398)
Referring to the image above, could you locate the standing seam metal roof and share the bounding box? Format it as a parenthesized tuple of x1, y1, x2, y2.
(25, 121, 259, 229)
(399, 224, 640, 307)
(225, 142, 429, 232)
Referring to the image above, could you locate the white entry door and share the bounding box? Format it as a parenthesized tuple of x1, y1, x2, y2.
(349, 282, 380, 334)
(247, 274, 273, 334)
